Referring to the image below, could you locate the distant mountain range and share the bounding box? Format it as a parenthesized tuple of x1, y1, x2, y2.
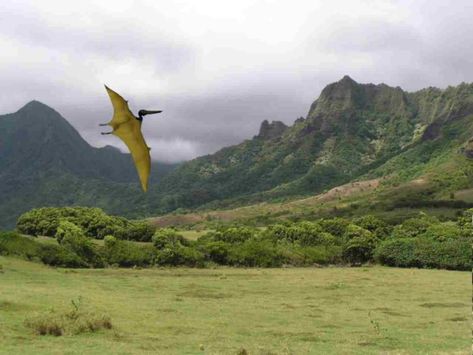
(1, 76, 472, 228)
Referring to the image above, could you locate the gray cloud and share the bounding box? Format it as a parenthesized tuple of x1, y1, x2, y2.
(1, 0, 472, 162)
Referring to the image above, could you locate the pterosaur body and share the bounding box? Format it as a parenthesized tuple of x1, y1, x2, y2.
(101, 86, 162, 192)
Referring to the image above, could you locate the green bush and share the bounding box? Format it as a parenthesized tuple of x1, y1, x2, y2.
(390, 215, 438, 239)
(374, 237, 472, 270)
(214, 226, 256, 244)
(341, 224, 380, 264)
(352, 215, 391, 239)
(318, 218, 350, 238)
(228, 238, 284, 267)
(103, 236, 155, 267)
(38, 244, 89, 268)
(414, 238, 472, 270)
(0, 231, 88, 268)
(152, 228, 188, 249)
(16, 207, 155, 241)
(197, 241, 231, 264)
(56, 221, 104, 267)
(262, 222, 336, 246)
(281, 245, 342, 266)
(0, 231, 41, 260)
(420, 222, 462, 242)
(117, 221, 156, 242)
(55, 220, 84, 243)
(156, 245, 204, 267)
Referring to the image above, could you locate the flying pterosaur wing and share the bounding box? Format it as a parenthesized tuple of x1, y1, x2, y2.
(104, 86, 151, 191)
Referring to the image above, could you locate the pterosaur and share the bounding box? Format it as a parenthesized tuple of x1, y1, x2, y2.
(100, 85, 162, 192)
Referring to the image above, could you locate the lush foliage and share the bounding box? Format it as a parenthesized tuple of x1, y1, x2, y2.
(17, 207, 155, 241)
(4, 209, 473, 270)
(103, 236, 155, 267)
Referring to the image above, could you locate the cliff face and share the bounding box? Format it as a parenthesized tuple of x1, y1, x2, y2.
(256, 120, 288, 140)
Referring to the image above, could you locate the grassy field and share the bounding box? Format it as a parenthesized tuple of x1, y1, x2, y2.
(0, 256, 470, 355)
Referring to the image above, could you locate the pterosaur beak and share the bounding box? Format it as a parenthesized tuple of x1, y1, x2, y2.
(141, 110, 162, 115)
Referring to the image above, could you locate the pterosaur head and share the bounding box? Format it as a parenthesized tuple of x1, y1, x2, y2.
(138, 109, 162, 120)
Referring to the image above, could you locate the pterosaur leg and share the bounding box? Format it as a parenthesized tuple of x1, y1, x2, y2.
(101, 132, 113, 135)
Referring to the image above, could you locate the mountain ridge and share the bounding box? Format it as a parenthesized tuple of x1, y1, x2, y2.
(0, 76, 471, 228)
(152, 77, 472, 214)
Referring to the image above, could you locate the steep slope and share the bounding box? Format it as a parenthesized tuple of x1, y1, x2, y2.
(0, 101, 177, 228)
(152, 77, 473, 213)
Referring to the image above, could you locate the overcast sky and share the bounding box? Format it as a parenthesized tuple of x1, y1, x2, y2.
(1, 0, 472, 162)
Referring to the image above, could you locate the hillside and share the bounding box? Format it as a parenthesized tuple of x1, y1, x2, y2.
(151, 77, 473, 213)
(0, 101, 177, 228)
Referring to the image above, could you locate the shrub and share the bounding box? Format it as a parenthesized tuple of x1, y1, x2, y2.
(374, 237, 472, 270)
(228, 238, 284, 267)
(152, 229, 204, 267)
(38, 244, 89, 268)
(374, 238, 420, 268)
(318, 218, 350, 238)
(352, 215, 391, 239)
(262, 222, 336, 246)
(420, 222, 462, 242)
(155, 244, 204, 266)
(390, 215, 438, 239)
(0, 231, 41, 260)
(0, 231, 89, 267)
(342, 233, 379, 265)
(197, 241, 231, 264)
(342, 224, 379, 264)
(55, 220, 84, 243)
(117, 220, 156, 242)
(56, 221, 104, 267)
(282, 245, 342, 266)
(152, 229, 188, 249)
(214, 226, 256, 244)
(16, 207, 155, 241)
(103, 236, 155, 267)
(414, 238, 472, 270)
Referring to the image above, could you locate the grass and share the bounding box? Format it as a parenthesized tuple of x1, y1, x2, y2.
(180, 230, 210, 241)
(0, 256, 470, 354)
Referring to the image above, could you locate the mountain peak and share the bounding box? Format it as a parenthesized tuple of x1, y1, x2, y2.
(17, 100, 60, 116)
(21, 100, 52, 110)
(257, 120, 288, 140)
(339, 75, 356, 83)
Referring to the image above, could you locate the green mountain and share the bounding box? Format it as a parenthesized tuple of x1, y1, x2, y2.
(151, 76, 473, 212)
(1, 77, 472, 228)
(0, 101, 177, 228)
